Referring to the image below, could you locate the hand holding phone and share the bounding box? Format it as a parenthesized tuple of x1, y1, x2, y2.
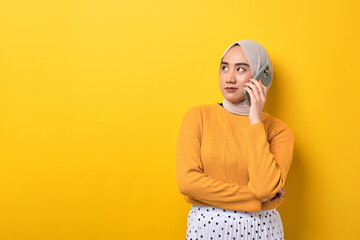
(243, 64, 272, 107)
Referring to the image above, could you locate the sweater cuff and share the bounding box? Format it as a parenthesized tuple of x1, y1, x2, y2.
(250, 122, 266, 137)
(249, 122, 267, 144)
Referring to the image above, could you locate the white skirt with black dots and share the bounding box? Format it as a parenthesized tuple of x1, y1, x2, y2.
(186, 205, 284, 240)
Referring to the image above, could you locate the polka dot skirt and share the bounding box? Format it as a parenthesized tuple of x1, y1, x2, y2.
(186, 205, 284, 240)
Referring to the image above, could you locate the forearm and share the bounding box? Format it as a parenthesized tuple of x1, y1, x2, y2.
(247, 122, 294, 200)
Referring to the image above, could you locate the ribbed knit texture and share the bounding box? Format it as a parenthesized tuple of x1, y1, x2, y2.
(175, 102, 294, 212)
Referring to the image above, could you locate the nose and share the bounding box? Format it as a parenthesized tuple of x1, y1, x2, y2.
(226, 69, 236, 84)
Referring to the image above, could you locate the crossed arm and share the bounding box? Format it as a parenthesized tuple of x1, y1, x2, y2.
(175, 107, 294, 211)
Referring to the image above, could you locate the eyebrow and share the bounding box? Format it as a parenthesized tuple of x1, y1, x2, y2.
(221, 61, 250, 67)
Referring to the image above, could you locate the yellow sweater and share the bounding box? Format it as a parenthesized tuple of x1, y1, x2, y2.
(175, 102, 294, 212)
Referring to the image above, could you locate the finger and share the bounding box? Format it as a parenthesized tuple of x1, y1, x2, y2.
(280, 191, 285, 198)
(259, 79, 268, 97)
(271, 192, 281, 201)
(244, 84, 257, 102)
(249, 78, 263, 101)
(250, 78, 261, 100)
(271, 195, 279, 202)
(280, 190, 285, 198)
(254, 79, 267, 100)
(244, 80, 259, 102)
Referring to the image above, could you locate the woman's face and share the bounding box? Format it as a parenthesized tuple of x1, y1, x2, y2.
(219, 45, 252, 103)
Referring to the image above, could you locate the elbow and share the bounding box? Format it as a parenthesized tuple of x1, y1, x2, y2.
(176, 168, 202, 196)
(177, 180, 196, 197)
(176, 175, 193, 196)
(176, 173, 203, 197)
(177, 181, 188, 195)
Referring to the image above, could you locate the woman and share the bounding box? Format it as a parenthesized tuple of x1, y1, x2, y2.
(175, 40, 294, 239)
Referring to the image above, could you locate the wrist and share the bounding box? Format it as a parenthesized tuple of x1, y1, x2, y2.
(250, 120, 261, 125)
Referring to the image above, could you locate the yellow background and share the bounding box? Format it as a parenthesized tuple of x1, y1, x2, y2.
(0, 0, 359, 239)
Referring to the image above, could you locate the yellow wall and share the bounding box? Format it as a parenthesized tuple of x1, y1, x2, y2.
(0, 0, 359, 239)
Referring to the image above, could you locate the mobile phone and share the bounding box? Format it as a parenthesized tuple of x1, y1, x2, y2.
(243, 64, 272, 107)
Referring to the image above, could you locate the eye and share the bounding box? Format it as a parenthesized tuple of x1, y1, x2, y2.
(237, 67, 245, 72)
(222, 66, 228, 71)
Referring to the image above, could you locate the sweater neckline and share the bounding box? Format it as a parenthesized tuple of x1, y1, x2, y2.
(213, 102, 250, 120)
(213, 102, 269, 121)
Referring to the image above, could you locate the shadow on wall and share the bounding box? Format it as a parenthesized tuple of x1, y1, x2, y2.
(278, 145, 308, 240)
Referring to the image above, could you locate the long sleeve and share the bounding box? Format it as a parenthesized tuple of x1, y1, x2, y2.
(175, 107, 262, 212)
(247, 121, 294, 200)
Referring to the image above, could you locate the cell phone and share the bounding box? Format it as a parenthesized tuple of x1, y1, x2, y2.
(243, 64, 272, 107)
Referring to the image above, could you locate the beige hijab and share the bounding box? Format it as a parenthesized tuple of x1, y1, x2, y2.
(220, 40, 273, 116)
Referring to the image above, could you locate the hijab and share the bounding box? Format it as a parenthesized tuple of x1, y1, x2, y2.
(220, 40, 273, 116)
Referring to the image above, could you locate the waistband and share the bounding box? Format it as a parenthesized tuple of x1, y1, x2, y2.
(190, 204, 279, 220)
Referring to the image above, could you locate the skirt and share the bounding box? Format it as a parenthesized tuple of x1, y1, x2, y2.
(186, 205, 284, 240)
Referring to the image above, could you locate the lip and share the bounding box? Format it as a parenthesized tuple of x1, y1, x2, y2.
(225, 87, 237, 92)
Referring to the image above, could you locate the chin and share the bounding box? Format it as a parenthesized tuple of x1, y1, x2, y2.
(225, 95, 244, 103)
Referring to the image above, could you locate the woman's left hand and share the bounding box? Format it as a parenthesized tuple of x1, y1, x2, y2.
(261, 187, 285, 203)
(244, 78, 269, 125)
(270, 187, 285, 202)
